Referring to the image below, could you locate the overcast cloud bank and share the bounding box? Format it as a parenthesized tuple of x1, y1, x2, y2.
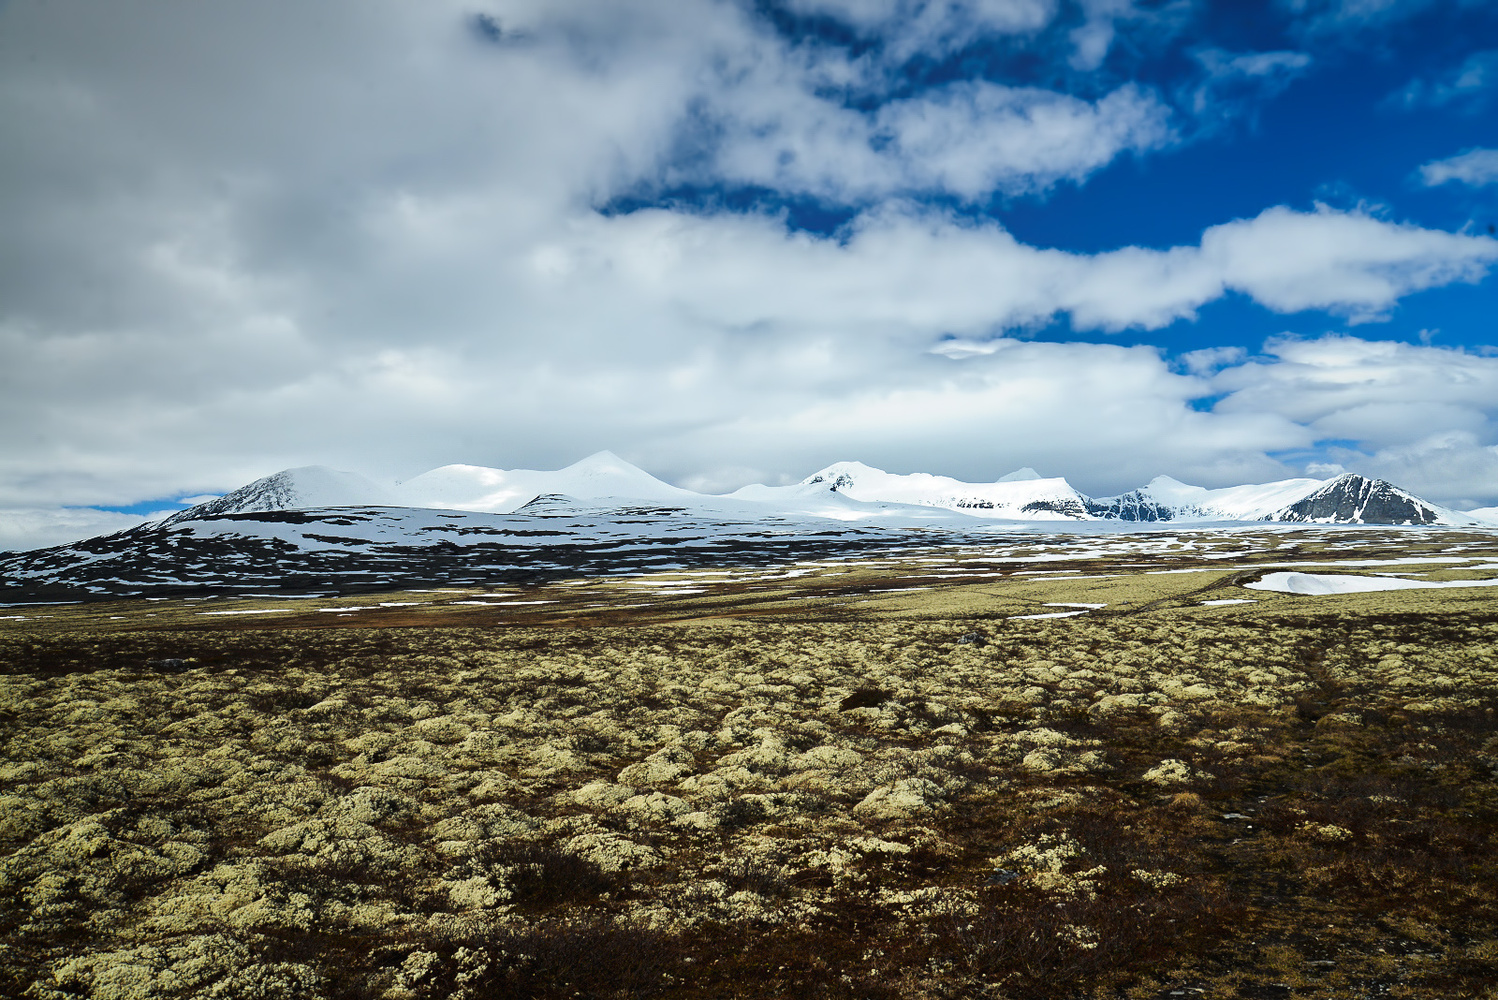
(2, 0, 1497, 550)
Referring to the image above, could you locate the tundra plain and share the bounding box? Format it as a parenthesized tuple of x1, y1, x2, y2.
(3, 527, 1498, 999)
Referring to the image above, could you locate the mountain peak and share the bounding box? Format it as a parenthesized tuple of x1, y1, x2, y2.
(563, 449, 630, 472)
(165, 466, 393, 522)
(1271, 474, 1440, 525)
(997, 467, 1042, 482)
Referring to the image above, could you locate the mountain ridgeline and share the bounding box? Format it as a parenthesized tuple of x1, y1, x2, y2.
(1, 453, 1489, 601)
(152, 454, 1473, 528)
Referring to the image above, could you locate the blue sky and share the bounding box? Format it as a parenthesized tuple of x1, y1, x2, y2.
(2, 0, 1498, 548)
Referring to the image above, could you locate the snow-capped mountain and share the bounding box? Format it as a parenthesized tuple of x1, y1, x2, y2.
(1267, 474, 1442, 525)
(153, 455, 1488, 529)
(764, 461, 1095, 520)
(162, 466, 394, 524)
(392, 451, 694, 513)
(1093, 475, 1327, 522)
(757, 462, 1473, 526)
(1093, 473, 1480, 526)
(4, 453, 1494, 601)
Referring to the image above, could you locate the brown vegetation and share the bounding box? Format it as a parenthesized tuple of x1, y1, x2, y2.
(3, 534, 1498, 998)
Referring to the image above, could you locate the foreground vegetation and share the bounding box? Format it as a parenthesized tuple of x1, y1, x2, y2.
(3, 532, 1498, 998)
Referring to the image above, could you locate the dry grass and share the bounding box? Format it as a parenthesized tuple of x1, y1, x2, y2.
(3, 531, 1498, 998)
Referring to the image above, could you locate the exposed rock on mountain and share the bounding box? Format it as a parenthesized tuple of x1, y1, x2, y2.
(162, 467, 394, 524)
(797, 461, 1095, 520)
(1269, 474, 1441, 525)
(1085, 490, 1179, 522)
(5, 455, 1491, 601)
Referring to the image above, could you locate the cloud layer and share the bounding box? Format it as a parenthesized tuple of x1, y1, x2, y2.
(1, 0, 1497, 549)
(1420, 148, 1498, 188)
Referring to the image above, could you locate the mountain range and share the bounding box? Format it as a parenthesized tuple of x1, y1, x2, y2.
(164, 451, 1494, 528)
(3, 452, 1494, 601)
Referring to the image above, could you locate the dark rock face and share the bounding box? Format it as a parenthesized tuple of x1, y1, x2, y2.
(1272, 475, 1439, 525)
(805, 472, 857, 491)
(161, 471, 301, 525)
(1086, 491, 1176, 522)
(1019, 497, 1091, 518)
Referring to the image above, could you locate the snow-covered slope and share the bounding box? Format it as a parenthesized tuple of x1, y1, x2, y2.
(729, 479, 990, 525)
(0, 495, 1018, 601)
(1109, 475, 1325, 521)
(393, 451, 692, 513)
(8, 453, 1495, 602)
(76, 454, 1498, 545)
(780, 461, 1094, 519)
(1092, 473, 1482, 525)
(163, 467, 394, 524)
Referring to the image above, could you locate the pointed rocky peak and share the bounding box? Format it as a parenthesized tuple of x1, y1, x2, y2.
(165, 466, 392, 523)
(1271, 474, 1439, 525)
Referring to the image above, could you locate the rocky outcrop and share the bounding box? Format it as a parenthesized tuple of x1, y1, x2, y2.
(1269, 474, 1440, 525)
(1085, 490, 1176, 522)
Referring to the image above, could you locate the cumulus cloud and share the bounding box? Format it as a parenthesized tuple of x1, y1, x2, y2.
(663, 48, 1176, 202)
(1193, 205, 1496, 320)
(655, 337, 1307, 493)
(1355, 432, 1498, 508)
(1208, 337, 1498, 503)
(1419, 148, 1498, 188)
(1211, 336, 1498, 430)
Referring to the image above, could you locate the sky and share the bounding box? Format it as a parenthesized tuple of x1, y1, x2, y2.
(3, 0, 1498, 550)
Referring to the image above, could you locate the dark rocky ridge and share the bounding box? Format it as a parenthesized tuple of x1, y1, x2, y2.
(1085, 490, 1180, 522)
(1271, 475, 1440, 525)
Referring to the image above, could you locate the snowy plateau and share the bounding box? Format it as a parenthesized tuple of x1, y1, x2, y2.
(2, 451, 1494, 601)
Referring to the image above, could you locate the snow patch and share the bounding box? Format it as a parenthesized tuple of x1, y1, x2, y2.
(1246, 572, 1498, 595)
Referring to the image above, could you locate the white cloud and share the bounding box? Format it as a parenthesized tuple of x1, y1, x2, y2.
(872, 82, 1172, 199)
(1178, 346, 1247, 375)
(1208, 337, 1498, 502)
(2, 0, 1498, 530)
(781, 0, 1058, 60)
(1067, 0, 1145, 71)
(1394, 49, 1498, 111)
(671, 54, 1176, 202)
(1419, 148, 1498, 188)
(1282, 0, 1450, 36)
(1195, 205, 1497, 321)
(651, 337, 1308, 494)
(0, 508, 159, 554)
(1186, 48, 1312, 119)
(1212, 336, 1498, 430)
(1354, 432, 1498, 508)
